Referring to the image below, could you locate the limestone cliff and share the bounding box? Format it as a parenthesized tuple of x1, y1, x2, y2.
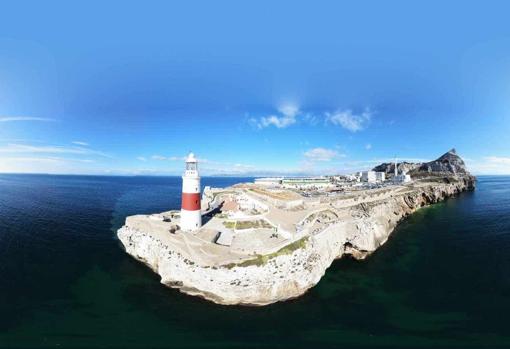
(414, 148, 469, 175)
(117, 176, 475, 306)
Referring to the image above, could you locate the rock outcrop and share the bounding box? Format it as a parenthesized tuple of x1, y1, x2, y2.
(372, 161, 420, 177)
(414, 148, 468, 175)
(117, 176, 475, 306)
(373, 148, 471, 178)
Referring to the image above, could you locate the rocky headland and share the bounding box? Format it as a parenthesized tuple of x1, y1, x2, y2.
(117, 150, 475, 306)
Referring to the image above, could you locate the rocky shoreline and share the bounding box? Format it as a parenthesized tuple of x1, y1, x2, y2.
(117, 175, 475, 306)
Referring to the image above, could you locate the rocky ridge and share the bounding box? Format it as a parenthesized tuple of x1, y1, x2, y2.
(372, 148, 470, 177)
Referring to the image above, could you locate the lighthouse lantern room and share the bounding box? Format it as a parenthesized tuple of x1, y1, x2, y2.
(180, 152, 202, 231)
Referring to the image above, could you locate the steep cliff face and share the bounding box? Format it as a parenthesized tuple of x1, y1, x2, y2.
(414, 148, 468, 175)
(117, 177, 475, 306)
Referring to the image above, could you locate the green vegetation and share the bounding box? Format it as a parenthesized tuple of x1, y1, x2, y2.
(223, 237, 309, 269)
(222, 220, 273, 230)
(223, 221, 236, 229)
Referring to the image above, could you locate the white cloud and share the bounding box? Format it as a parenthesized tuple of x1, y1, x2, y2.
(72, 141, 89, 146)
(136, 156, 147, 161)
(467, 156, 510, 175)
(256, 103, 300, 129)
(151, 155, 185, 161)
(303, 147, 342, 162)
(365, 143, 372, 150)
(0, 156, 95, 174)
(259, 114, 296, 128)
(0, 143, 110, 157)
(278, 104, 299, 118)
(0, 116, 55, 122)
(326, 108, 372, 132)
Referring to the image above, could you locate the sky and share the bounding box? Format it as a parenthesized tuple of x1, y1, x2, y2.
(1, 0, 510, 176)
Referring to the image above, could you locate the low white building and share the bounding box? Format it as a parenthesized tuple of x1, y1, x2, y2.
(281, 177, 331, 189)
(375, 172, 386, 182)
(394, 171, 412, 183)
(361, 171, 377, 183)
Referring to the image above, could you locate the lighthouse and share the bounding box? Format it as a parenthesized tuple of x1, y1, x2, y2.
(180, 152, 201, 231)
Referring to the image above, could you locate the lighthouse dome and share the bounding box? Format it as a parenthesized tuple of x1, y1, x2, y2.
(186, 152, 197, 163)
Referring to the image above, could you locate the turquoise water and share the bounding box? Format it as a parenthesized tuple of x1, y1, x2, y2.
(0, 174, 509, 348)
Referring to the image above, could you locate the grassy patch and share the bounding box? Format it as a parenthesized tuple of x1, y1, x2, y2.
(223, 236, 309, 269)
(223, 221, 236, 229)
(222, 220, 273, 230)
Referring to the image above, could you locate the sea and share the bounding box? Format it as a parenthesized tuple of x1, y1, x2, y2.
(0, 174, 509, 348)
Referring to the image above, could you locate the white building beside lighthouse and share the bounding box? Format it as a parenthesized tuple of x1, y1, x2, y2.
(180, 153, 202, 231)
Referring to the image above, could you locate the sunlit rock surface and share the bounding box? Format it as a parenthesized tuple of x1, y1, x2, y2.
(118, 151, 475, 306)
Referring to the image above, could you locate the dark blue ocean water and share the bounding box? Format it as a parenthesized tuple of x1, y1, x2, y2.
(0, 174, 509, 348)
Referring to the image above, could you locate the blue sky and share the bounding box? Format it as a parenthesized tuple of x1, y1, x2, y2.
(1, 0, 509, 175)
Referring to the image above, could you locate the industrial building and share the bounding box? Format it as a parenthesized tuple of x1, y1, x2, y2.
(361, 171, 376, 183)
(254, 177, 283, 186)
(281, 177, 331, 189)
(375, 172, 386, 182)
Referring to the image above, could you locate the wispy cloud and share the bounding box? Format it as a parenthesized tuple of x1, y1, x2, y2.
(72, 141, 89, 146)
(1, 156, 94, 164)
(251, 105, 374, 131)
(485, 156, 510, 164)
(149, 154, 256, 175)
(0, 143, 111, 158)
(151, 155, 168, 160)
(467, 156, 510, 175)
(326, 108, 372, 132)
(0, 116, 55, 122)
(303, 147, 343, 162)
(136, 156, 147, 161)
(0, 156, 96, 175)
(254, 104, 300, 129)
(365, 143, 372, 150)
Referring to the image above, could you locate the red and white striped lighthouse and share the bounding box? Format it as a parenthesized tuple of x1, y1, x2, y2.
(180, 152, 201, 231)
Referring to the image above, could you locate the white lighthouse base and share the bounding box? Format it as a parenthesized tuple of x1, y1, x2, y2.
(180, 209, 202, 231)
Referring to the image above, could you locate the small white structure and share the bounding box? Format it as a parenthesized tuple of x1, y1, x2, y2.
(375, 172, 386, 182)
(254, 177, 283, 186)
(392, 158, 412, 183)
(394, 171, 412, 183)
(180, 153, 202, 231)
(361, 171, 377, 183)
